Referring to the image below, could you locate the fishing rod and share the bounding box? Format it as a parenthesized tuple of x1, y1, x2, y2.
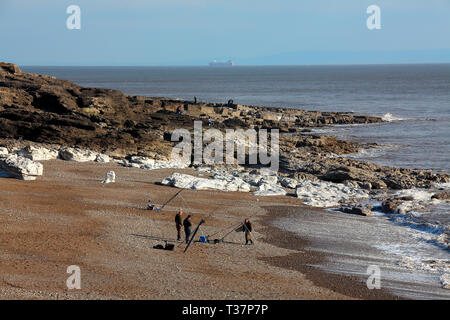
(207, 217, 246, 239)
(208, 196, 261, 243)
(184, 219, 206, 253)
(218, 222, 244, 242)
(157, 188, 184, 212)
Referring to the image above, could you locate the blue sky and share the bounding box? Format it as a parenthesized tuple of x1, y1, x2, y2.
(1, 0, 449, 65)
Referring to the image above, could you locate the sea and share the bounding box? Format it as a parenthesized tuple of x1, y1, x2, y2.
(22, 64, 450, 298)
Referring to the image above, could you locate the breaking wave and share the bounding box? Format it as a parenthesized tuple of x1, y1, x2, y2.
(382, 113, 404, 122)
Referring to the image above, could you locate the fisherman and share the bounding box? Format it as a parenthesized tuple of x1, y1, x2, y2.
(176, 105, 182, 115)
(147, 199, 154, 210)
(243, 219, 253, 245)
(175, 209, 183, 241)
(183, 215, 193, 243)
(194, 96, 197, 104)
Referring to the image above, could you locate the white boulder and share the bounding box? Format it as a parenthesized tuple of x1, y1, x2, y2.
(95, 154, 110, 163)
(440, 274, 450, 290)
(120, 157, 189, 170)
(0, 147, 8, 156)
(244, 174, 263, 186)
(16, 146, 59, 161)
(129, 156, 155, 166)
(253, 183, 287, 196)
(59, 147, 98, 162)
(258, 175, 278, 186)
(102, 171, 116, 184)
(161, 172, 251, 192)
(0, 154, 43, 180)
(296, 180, 369, 207)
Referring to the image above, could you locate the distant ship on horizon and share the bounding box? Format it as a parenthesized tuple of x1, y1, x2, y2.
(209, 60, 235, 67)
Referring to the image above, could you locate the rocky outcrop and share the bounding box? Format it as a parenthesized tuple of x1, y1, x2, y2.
(253, 183, 287, 196)
(161, 172, 251, 192)
(280, 146, 449, 191)
(0, 62, 21, 75)
(340, 205, 374, 216)
(431, 191, 450, 200)
(279, 177, 299, 189)
(296, 180, 369, 207)
(1, 62, 448, 195)
(381, 199, 403, 214)
(0, 154, 43, 180)
(59, 147, 98, 162)
(0, 62, 384, 160)
(16, 145, 59, 161)
(118, 156, 189, 170)
(95, 154, 110, 163)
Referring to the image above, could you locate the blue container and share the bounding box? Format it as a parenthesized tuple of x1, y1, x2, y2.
(199, 236, 207, 243)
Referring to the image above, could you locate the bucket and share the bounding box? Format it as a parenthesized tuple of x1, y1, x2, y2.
(200, 235, 207, 243)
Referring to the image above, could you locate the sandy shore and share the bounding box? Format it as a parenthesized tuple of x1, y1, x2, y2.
(0, 159, 405, 300)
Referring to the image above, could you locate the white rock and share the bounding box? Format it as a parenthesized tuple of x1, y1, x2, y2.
(120, 157, 189, 170)
(211, 172, 251, 192)
(59, 148, 98, 162)
(296, 180, 369, 207)
(162, 173, 197, 189)
(258, 175, 278, 186)
(242, 174, 263, 186)
(102, 171, 116, 184)
(16, 146, 58, 161)
(440, 274, 450, 290)
(0, 147, 8, 156)
(95, 154, 110, 163)
(196, 166, 212, 174)
(130, 156, 155, 166)
(279, 177, 299, 189)
(253, 183, 287, 196)
(0, 154, 43, 180)
(161, 172, 251, 192)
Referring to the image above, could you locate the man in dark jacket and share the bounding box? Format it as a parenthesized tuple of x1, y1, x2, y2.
(175, 210, 183, 241)
(243, 219, 253, 245)
(183, 215, 193, 243)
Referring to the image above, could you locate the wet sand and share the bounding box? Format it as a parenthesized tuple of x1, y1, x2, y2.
(0, 159, 400, 299)
(260, 207, 403, 300)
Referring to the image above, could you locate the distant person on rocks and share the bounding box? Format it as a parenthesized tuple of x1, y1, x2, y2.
(175, 209, 183, 241)
(176, 105, 182, 114)
(183, 215, 193, 243)
(243, 219, 253, 245)
(194, 96, 197, 104)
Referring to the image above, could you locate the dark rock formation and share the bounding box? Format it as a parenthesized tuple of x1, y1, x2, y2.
(431, 191, 450, 200)
(1, 62, 448, 191)
(0, 62, 383, 159)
